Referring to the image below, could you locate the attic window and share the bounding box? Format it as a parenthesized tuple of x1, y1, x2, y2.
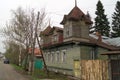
(52, 35, 58, 42)
(66, 26, 70, 37)
(66, 30, 69, 36)
(54, 35, 57, 41)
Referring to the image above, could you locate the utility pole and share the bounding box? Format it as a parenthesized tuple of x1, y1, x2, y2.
(30, 12, 40, 74)
(31, 11, 49, 76)
(36, 29, 49, 77)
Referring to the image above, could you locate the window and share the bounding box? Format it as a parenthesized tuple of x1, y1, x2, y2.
(56, 51, 60, 62)
(66, 27, 69, 37)
(64, 22, 72, 38)
(46, 53, 48, 61)
(66, 30, 69, 36)
(90, 48, 95, 59)
(54, 35, 57, 41)
(51, 52, 54, 62)
(44, 52, 47, 61)
(50, 53, 52, 62)
(52, 35, 58, 42)
(62, 50, 66, 62)
(48, 53, 50, 62)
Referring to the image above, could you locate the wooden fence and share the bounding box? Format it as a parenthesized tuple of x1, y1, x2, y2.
(74, 60, 109, 80)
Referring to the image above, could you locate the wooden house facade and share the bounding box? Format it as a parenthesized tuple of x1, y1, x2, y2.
(40, 5, 120, 79)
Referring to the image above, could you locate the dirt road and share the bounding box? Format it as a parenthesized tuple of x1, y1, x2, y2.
(0, 61, 30, 80)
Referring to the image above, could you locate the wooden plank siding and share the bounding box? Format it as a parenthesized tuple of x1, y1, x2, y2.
(74, 60, 109, 80)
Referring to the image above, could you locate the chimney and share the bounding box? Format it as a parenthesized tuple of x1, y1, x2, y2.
(96, 32, 102, 42)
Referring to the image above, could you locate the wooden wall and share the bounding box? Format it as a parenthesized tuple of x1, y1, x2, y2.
(74, 60, 109, 80)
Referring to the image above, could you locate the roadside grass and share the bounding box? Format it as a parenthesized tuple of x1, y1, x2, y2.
(11, 64, 33, 80)
(32, 69, 69, 80)
(11, 64, 69, 80)
(11, 64, 23, 71)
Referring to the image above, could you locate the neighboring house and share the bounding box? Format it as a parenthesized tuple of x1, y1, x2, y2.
(24, 48, 43, 70)
(28, 48, 41, 57)
(40, 26, 63, 47)
(40, 5, 120, 76)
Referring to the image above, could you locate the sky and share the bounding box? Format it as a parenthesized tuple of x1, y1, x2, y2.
(0, 0, 119, 53)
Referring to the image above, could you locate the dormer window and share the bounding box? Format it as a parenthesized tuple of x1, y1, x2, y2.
(54, 35, 57, 41)
(52, 35, 58, 43)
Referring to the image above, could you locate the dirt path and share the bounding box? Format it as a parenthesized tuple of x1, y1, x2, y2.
(0, 61, 30, 80)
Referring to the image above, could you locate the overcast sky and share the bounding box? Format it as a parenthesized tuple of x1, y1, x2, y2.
(0, 0, 119, 53)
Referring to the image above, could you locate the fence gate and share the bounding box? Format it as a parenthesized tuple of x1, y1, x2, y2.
(111, 60, 120, 80)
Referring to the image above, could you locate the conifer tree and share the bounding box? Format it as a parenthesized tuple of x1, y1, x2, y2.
(94, 0, 110, 37)
(111, 1, 120, 37)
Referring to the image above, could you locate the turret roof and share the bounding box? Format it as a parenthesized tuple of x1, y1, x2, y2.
(61, 6, 93, 24)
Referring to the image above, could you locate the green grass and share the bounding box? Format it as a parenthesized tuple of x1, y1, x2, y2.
(11, 64, 69, 80)
(32, 69, 69, 80)
(11, 64, 23, 70)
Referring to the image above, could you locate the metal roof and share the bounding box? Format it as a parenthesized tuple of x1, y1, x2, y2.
(104, 37, 120, 47)
(90, 34, 120, 47)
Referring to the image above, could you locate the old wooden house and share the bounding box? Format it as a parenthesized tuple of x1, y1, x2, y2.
(40, 4, 120, 79)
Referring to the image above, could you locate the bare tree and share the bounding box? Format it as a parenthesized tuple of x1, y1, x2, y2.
(2, 7, 48, 74)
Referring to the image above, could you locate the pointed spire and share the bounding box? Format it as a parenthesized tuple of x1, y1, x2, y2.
(75, 0, 77, 6)
(49, 19, 51, 26)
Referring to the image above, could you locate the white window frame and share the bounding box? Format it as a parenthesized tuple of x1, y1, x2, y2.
(51, 52, 54, 62)
(61, 50, 67, 63)
(52, 35, 58, 42)
(48, 52, 50, 62)
(56, 51, 60, 62)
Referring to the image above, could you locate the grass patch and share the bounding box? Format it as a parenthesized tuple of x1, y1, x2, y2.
(33, 69, 69, 80)
(11, 64, 28, 75)
(11, 64, 69, 80)
(11, 64, 23, 70)
(11, 64, 33, 80)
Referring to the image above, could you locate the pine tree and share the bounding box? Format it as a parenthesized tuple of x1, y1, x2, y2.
(94, 0, 110, 37)
(111, 1, 120, 37)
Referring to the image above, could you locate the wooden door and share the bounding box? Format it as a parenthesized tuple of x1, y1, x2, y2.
(74, 60, 80, 78)
(111, 60, 120, 80)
